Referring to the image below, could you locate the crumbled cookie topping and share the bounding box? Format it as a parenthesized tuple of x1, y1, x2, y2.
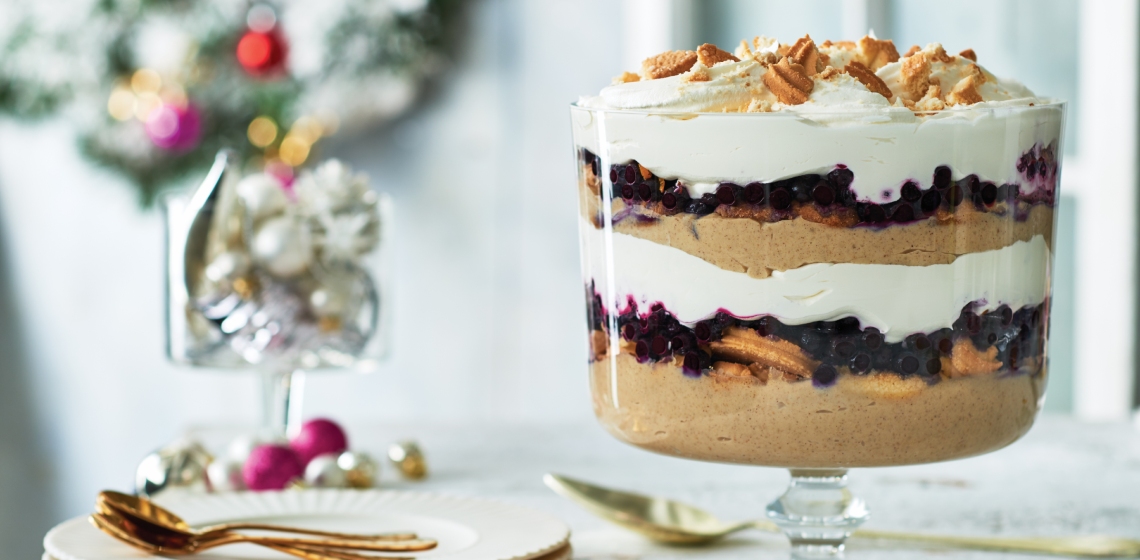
(855, 35, 900, 71)
(787, 35, 823, 75)
(641, 50, 698, 79)
(762, 56, 814, 105)
(844, 60, 891, 99)
(697, 43, 739, 67)
(601, 35, 1030, 115)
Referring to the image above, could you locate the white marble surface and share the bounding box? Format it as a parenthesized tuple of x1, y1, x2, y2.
(180, 415, 1140, 559)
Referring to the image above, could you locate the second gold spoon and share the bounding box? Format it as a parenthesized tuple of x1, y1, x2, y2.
(544, 473, 1140, 557)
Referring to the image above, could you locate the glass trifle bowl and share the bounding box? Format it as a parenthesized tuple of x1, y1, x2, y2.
(570, 40, 1064, 553)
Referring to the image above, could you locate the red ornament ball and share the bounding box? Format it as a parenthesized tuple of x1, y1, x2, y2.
(290, 418, 349, 466)
(236, 29, 288, 77)
(243, 444, 304, 491)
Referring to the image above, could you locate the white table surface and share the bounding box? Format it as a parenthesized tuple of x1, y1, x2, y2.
(134, 415, 1140, 559)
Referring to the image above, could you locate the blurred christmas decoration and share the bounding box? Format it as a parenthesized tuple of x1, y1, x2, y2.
(388, 441, 428, 480)
(140, 418, 416, 496)
(168, 152, 387, 373)
(0, 0, 464, 204)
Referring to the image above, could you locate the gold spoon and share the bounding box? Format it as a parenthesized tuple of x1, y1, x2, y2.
(89, 510, 436, 555)
(88, 511, 389, 560)
(545, 473, 1140, 557)
(98, 490, 416, 541)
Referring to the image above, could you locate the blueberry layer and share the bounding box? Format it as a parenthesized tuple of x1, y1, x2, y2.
(585, 282, 1047, 382)
(578, 145, 1058, 228)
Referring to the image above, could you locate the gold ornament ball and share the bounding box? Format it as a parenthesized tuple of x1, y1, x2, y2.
(337, 451, 378, 488)
(388, 441, 428, 480)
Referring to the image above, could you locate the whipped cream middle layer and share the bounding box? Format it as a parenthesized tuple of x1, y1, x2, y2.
(581, 219, 1050, 343)
(572, 104, 1063, 202)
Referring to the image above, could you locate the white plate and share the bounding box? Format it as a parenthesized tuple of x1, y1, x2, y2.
(44, 489, 569, 560)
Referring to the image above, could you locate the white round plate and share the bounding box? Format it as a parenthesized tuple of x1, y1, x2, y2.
(44, 489, 569, 560)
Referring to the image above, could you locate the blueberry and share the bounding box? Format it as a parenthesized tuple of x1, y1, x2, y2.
(832, 339, 856, 359)
(609, 168, 618, 183)
(925, 358, 942, 375)
(662, 192, 678, 209)
(621, 323, 636, 340)
(899, 354, 920, 375)
(800, 330, 822, 351)
(933, 166, 952, 188)
(836, 317, 860, 334)
(937, 337, 953, 355)
(754, 316, 779, 337)
(700, 192, 718, 206)
(901, 182, 922, 202)
(624, 165, 637, 184)
(715, 184, 737, 205)
(921, 189, 941, 213)
(828, 167, 854, 189)
(812, 182, 836, 206)
(769, 187, 792, 210)
(812, 364, 838, 387)
(863, 328, 883, 350)
(695, 321, 712, 342)
(891, 203, 915, 223)
(682, 352, 703, 376)
(635, 340, 650, 362)
(638, 182, 653, 201)
(965, 175, 981, 194)
(851, 353, 872, 374)
(621, 184, 635, 200)
(980, 182, 997, 205)
(946, 185, 965, 206)
(671, 334, 690, 353)
(744, 182, 766, 204)
(998, 305, 1013, 326)
(859, 203, 886, 224)
(910, 334, 931, 351)
(651, 335, 669, 356)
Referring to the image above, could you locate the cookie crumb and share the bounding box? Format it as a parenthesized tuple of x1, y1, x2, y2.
(612, 71, 640, 85)
(958, 48, 977, 61)
(697, 43, 739, 67)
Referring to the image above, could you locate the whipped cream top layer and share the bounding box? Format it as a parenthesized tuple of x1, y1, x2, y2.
(580, 36, 1041, 115)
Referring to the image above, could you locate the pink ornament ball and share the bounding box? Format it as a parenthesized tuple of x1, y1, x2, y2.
(243, 444, 304, 491)
(145, 102, 202, 152)
(290, 418, 349, 465)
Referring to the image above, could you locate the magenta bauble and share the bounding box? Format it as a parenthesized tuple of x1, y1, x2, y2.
(242, 444, 303, 491)
(145, 102, 202, 152)
(290, 418, 349, 465)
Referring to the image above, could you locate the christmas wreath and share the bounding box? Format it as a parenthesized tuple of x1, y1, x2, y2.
(0, 0, 465, 204)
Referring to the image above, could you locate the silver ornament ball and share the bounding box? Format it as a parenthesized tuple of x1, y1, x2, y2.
(136, 438, 214, 497)
(237, 173, 289, 220)
(206, 459, 245, 492)
(304, 453, 348, 488)
(252, 216, 313, 278)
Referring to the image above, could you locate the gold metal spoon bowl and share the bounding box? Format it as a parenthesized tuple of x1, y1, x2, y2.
(544, 473, 1140, 557)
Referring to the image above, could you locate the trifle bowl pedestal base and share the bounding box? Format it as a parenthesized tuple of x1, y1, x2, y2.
(766, 469, 868, 557)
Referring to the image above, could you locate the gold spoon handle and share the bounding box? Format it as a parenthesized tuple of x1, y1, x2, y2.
(266, 542, 412, 560)
(852, 529, 1140, 558)
(207, 533, 439, 552)
(202, 522, 417, 541)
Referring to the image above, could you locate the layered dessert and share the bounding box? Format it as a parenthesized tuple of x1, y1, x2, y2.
(572, 35, 1062, 467)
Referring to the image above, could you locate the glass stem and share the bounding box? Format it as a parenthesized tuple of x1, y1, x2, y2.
(261, 368, 305, 439)
(765, 469, 869, 558)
